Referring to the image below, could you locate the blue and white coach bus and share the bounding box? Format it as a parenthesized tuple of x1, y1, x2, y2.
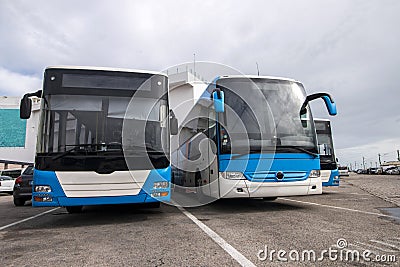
(172, 75, 336, 204)
(315, 119, 340, 186)
(20, 66, 178, 213)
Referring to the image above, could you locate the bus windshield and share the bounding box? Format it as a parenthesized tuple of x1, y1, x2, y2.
(40, 94, 165, 153)
(36, 69, 169, 171)
(315, 119, 337, 170)
(218, 78, 317, 154)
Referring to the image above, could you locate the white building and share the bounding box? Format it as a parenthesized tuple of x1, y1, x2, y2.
(168, 71, 208, 151)
(168, 71, 208, 123)
(0, 96, 40, 169)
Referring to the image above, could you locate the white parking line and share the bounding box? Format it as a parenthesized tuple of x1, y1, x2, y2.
(279, 198, 400, 220)
(370, 240, 400, 251)
(328, 198, 371, 201)
(350, 242, 380, 255)
(346, 192, 370, 196)
(0, 207, 60, 231)
(177, 206, 256, 267)
(353, 241, 398, 253)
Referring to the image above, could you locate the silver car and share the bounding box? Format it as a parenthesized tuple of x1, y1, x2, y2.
(0, 175, 15, 194)
(338, 166, 349, 176)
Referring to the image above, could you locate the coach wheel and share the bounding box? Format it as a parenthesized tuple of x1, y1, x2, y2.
(145, 202, 161, 208)
(263, 197, 277, 201)
(13, 198, 25, 206)
(66, 206, 83, 214)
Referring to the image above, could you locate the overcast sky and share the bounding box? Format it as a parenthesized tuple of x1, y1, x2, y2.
(1, 0, 399, 167)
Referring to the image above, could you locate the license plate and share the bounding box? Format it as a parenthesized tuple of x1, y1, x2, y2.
(29, 181, 33, 185)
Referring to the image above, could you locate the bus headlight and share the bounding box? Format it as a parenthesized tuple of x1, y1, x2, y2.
(34, 195, 53, 202)
(308, 170, 320, 178)
(221, 172, 245, 180)
(153, 181, 169, 189)
(35, 185, 52, 192)
(151, 191, 169, 197)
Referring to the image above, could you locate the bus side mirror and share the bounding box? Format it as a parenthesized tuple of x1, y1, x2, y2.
(20, 94, 32, 119)
(212, 89, 224, 113)
(322, 95, 337, 116)
(20, 90, 42, 119)
(170, 110, 178, 135)
(170, 117, 178, 135)
(300, 93, 337, 116)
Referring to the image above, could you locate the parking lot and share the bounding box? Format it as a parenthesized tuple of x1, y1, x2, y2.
(0, 173, 399, 266)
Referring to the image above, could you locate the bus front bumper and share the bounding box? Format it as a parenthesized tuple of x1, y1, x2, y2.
(219, 177, 322, 198)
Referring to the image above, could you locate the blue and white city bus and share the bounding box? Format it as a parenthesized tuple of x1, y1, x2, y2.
(315, 119, 340, 186)
(20, 66, 177, 213)
(172, 75, 336, 204)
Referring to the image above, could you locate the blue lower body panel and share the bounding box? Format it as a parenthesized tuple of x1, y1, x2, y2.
(32, 167, 171, 207)
(218, 153, 323, 198)
(322, 169, 340, 187)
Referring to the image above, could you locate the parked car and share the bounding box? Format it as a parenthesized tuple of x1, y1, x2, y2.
(338, 166, 349, 176)
(384, 167, 400, 175)
(368, 168, 378, 174)
(13, 166, 34, 206)
(0, 175, 15, 194)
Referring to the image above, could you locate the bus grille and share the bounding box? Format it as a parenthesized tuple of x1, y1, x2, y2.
(244, 171, 308, 182)
(56, 170, 150, 197)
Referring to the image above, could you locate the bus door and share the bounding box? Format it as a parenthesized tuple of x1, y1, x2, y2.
(203, 108, 219, 199)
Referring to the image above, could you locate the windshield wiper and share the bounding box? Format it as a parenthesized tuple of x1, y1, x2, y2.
(53, 143, 166, 160)
(229, 147, 276, 159)
(227, 144, 317, 159)
(276, 146, 318, 158)
(125, 144, 165, 154)
(52, 143, 122, 160)
(52, 145, 88, 160)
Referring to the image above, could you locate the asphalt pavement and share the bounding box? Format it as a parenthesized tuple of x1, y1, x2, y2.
(0, 173, 399, 266)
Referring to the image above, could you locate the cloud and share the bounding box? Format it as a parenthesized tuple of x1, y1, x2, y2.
(0, 67, 42, 96)
(0, 0, 399, 165)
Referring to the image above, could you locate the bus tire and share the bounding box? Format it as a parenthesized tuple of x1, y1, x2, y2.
(145, 202, 161, 208)
(263, 197, 277, 201)
(13, 198, 25, 206)
(66, 206, 83, 214)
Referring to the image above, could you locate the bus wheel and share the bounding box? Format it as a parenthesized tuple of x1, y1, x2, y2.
(145, 202, 161, 208)
(66, 206, 83, 214)
(13, 198, 25, 206)
(263, 197, 277, 201)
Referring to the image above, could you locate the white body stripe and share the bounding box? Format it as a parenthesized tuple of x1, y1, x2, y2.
(320, 170, 331, 183)
(55, 170, 150, 197)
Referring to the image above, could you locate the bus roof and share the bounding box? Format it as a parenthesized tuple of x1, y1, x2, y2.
(45, 66, 168, 78)
(216, 75, 300, 83)
(314, 118, 331, 122)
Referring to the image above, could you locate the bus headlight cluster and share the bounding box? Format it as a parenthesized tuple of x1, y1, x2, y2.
(308, 170, 320, 178)
(35, 185, 52, 192)
(34, 195, 53, 202)
(151, 191, 169, 197)
(221, 172, 245, 180)
(153, 181, 169, 189)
